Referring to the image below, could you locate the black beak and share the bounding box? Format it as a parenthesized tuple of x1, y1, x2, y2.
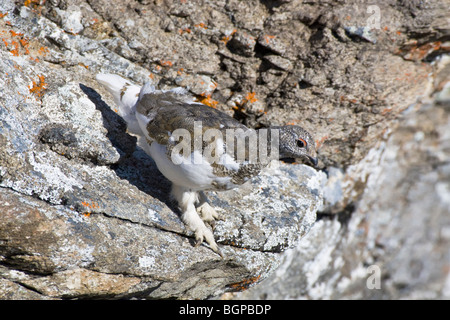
(307, 156, 319, 167)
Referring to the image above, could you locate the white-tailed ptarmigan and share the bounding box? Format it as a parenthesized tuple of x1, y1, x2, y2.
(96, 73, 318, 257)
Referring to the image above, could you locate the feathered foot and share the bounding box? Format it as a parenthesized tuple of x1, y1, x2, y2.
(172, 185, 223, 257)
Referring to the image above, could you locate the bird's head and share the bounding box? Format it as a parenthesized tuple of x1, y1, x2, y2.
(275, 125, 318, 167)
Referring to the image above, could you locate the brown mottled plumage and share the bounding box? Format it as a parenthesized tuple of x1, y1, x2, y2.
(97, 74, 318, 256)
(137, 92, 264, 190)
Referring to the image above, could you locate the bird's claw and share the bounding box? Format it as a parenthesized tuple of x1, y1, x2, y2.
(208, 219, 216, 231)
(194, 227, 223, 258)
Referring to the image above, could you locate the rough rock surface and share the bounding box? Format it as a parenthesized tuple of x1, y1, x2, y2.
(0, 0, 323, 299)
(0, 0, 449, 299)
(237, 57, 450, 299)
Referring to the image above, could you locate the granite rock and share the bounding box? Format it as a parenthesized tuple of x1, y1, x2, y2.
(0, 0, 322, 299)
(236, 56, 450, 300)
(0, 0, 448, 299)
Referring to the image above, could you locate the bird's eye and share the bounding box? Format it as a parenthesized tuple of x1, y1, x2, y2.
(297, 138, 307, 148)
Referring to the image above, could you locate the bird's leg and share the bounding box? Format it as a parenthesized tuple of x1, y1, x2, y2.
(196, 191, 223, 230)
(171, 185, 222, 257)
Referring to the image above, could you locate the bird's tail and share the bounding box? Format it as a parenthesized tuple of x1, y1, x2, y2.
(96, 73, 142, 135)
(96, 73, 140, 116)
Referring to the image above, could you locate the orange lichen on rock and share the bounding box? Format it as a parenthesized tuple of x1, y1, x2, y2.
(209, 80, 218, 91)
(232, 92, 258, 111)
(220, 29, 237, 44)
(178, 27, 191, 35)
(245, 92, 258, 104)
(77, 62, 89, 69)
(194, 22, 207, 29)
(1, 29, 31, 56)
(80, 200, 100, 217)
(177, 68, 185, 76)
(396, 41, 444, 61)
(159, 59, 173, 67)
(28, 74, 48, 99)
(196, 93, 218, 108)
(228, 275, 261, 291)
(1, 27, 49, 62)
(315, 135, 328, 149)
(9, 40, 20, 56)
(24, 0, 44, 8)
(37, 45, 49, 57)
(263, 34, 276, 44)
(81, 200, 99, 210)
